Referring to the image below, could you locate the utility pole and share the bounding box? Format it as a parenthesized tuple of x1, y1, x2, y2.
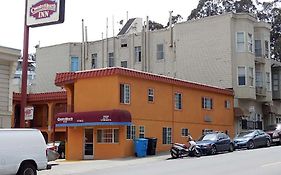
(20, 0, 30, 128)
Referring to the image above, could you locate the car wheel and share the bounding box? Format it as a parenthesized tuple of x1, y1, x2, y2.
(18, 162, 37, 175)
(266, 139, 271, 147)
(247, 140, 255, 149)
(229, 144, 234, 152)
(211, 145, 217, 155)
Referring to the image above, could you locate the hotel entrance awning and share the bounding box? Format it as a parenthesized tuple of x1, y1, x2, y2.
(55, 109, 131, 127)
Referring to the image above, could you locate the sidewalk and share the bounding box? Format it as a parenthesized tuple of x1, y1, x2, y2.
(39, 152, 171, 175)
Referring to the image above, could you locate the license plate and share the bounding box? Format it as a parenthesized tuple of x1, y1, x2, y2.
(272, 138, 280, 142)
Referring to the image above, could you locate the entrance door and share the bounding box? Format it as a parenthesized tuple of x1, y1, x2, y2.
(84, 128, 94, 159)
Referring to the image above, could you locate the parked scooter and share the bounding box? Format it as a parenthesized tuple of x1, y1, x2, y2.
(170, 138, 201, 158)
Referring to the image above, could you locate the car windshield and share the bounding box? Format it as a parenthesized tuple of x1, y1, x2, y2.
(198, 134, 217, 141)
(237, 131, 254, 138)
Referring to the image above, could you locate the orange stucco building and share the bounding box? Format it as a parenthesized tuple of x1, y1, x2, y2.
(54, 67, 234, 160)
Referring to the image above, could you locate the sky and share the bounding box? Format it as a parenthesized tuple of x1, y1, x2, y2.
(0, 0, 199, 53)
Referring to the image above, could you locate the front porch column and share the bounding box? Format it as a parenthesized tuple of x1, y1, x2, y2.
(47, 102, 55, 142)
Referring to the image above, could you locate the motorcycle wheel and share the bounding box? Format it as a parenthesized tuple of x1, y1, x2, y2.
(194, 149, 201, 157)
(170, 148, 180, 159)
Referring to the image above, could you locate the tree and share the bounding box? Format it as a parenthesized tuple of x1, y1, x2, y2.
(149, 20, 165, 31)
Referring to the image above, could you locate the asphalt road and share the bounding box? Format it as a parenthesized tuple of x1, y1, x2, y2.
(40, 146, 281, 175)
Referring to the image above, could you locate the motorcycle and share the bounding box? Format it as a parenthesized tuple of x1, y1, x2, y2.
(170, 141, 201, 158)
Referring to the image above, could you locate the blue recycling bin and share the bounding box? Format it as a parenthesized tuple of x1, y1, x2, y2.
(134, 138, 148, 157)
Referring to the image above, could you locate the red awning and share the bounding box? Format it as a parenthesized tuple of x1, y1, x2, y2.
(55, 109, 131, 127)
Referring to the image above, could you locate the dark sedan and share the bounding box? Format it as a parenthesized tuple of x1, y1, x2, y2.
(196, 132, 234, 155)
(234, 130, 271, 149)
(265, 124, 281, 145)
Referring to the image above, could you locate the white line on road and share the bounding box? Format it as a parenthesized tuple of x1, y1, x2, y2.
(261, 161, 281, 168)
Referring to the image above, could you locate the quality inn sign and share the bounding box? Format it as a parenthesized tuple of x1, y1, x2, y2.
(26, 0, 65, 27)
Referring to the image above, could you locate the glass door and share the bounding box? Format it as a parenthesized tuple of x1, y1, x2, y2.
(84, 128, 94, 159)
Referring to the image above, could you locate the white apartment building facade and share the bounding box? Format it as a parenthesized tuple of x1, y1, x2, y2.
(33, 13, 274, 134)
(0, 46, 20, 128)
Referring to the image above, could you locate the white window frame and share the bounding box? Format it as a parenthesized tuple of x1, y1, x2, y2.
(276, 116, 281, 124)
(265, 40, 269, 58)
(255, 40, 262, 57)
(97, 128, 119, 143)
(163, 127, 172, 144)
(225, 100, 231, 109)
(249, 67, 254, 87)
(236, 32, 245, 52)
(266, 72, 271, 91)
(181, 128, 189, 137)
(135, 46, 141, 63)
(273, 73, 279, 92)
(202, 97, 213, 110)
(157, 44, 164, 60)
(237, 66, 247, 86)
(139, 126, 145, 138)
(120, 84, 130, 104)
(91, 53, 97, 69)
(248, 33, 253, 53)
(148, 88, 154, 102)
(121, 61, 127, 68)
(174, 92, 182, 110)
(108, 52, 114, 67)
(126, 125, 136, 140)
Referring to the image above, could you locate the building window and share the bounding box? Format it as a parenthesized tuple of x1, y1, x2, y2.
(202, 97, 213, 110)
(174, 93, 182, 110)
(135, 46, 141, 62)
(108, 52, 114, 67)
(139, 126, 145, 138)
(120, 84, 130, 104)
(121, 39, 127, 47)
(273, 73, 279, 91)
(126, 125, 136, 140)
(157, 44, 164, 60)
(276, 116, 281, 124)
(163, 127, 172, 144)
(225, 100, 231, 109)
(121, 61, 127, 68)
(266, 72, 271, 91)
(181, 128, 189, 137)
(91, 53, 97, 69)
(248, 33, 253, 53)
(202, 129, 213, 135)
(71, 56, 79, 72)
(265, 40, 269, 58)
(238, 66, 246, 86)
(256, 71, 263, 87)
(255, 40, 262, 57)
(148, 88, 154, 102)
(249, 67, 254, 87)
(97, 129, 119, 143)
(236, 32, 245, 52)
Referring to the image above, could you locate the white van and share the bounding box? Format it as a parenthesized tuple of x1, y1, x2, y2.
(0, 129, 50, 175)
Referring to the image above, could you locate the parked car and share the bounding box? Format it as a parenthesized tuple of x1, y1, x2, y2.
(0, 129, 50, 175)
(234, 130, 271, 149)
(196, 132, 234, 155)
(265, 124, 281, 145)
(47, 141, 65, 159)
(47, 148, 60, 161)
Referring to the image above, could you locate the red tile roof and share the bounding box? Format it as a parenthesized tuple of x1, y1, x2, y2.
(13, 91, 67, 102)
(55, 67, 234, 96)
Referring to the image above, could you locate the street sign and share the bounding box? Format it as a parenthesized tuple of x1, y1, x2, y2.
(26, 0, 65, 27)
(25, 106, 34, 120)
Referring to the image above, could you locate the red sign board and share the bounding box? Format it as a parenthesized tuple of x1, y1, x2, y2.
(26, 0, 65, 27)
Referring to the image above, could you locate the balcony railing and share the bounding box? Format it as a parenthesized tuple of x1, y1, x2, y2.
(256, 86, 266, 96)
(255, 56, 266, 64)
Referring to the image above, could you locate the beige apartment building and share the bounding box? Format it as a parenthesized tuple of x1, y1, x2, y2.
(33, 13, 276, 134)
(0, 46, 20, 128)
